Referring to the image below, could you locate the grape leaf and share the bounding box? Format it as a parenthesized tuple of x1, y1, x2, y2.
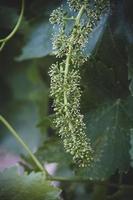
(78, 98, 132, 180)
(84, 14, 108, 57)
(16, 21, 53, 61)
(0, 167, 61, 200)
(36, 138, 71, 164)
(35, 137, 74, 177)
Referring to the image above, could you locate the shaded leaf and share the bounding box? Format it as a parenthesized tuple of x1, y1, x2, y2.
(0, 167, 61, 200)
(37, 115, 54, 129)
(35, 137, 73, 177)
(78, 98, 131, 180)
(36, 138, 71, 165)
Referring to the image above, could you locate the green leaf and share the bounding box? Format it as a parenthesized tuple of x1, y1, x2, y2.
(84, 14, 108, 57)
(78, 98, 131, 180)
(16, 20, 53, 61)
(0, 167, 61, 200)
(37, 115, 54, 129)
(36, 138, 71, 165)
(35, 137, 73, 177)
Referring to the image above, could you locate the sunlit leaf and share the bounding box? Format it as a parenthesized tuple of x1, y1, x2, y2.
(0, 167, 61, 200)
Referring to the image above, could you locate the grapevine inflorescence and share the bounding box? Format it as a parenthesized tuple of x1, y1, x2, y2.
(49, 0, 109, 167)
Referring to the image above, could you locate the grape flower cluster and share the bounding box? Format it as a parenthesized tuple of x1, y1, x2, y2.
(49, 0, 109, 167)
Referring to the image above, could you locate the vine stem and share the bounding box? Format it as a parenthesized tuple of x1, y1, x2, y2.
(47, 176, 133, 190)
(0, 0, 24, 51)
(0, 115, 49, 177)
(64, 5, 85, 109)
(64, 5, 85, 79)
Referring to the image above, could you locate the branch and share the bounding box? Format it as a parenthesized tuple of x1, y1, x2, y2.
(0, 115, 49, 177)
(47, 175, 133, 190)
(0, 0, 25, 51)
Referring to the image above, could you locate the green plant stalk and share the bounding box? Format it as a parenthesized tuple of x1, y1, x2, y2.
(0, 0, 24, 50)
(0, 115, 49, 177)
(64, 5, 85, 112)
(64, 5, 85, 79)
(0, 41, 5, 51)
(47, 176, 133, 189)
